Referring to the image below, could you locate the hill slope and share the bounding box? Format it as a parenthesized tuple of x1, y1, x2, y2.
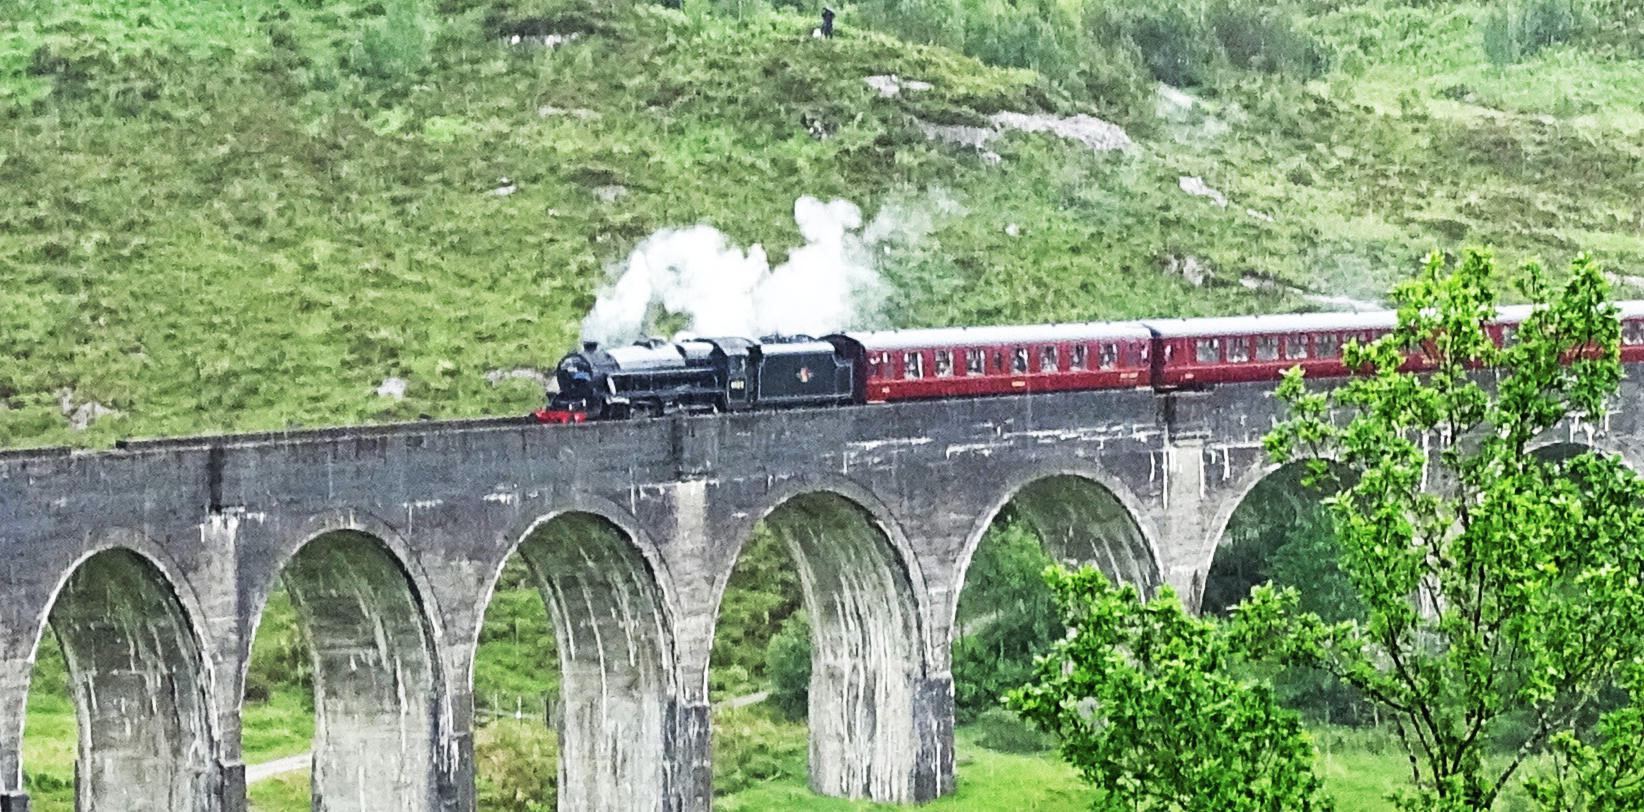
(2, 0, 1641, 448)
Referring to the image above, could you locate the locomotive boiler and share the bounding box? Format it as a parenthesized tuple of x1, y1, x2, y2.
(536, 336, 855, 422)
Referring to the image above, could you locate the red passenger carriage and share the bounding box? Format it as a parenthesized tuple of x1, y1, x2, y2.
(1142, 312, 1401, 387)
(834, 323, 1154, 403)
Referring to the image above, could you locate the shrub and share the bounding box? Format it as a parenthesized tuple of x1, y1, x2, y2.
(763, 611, 811, 721)
(1086, 0, 1329, 88)
(474, 719, 558, 812)
(352, 0, 432, 80)
(1207, 0, 1331, 80)
(971, 708, 1056, 754)
(855, 0, 1152, 117)
(1482, 0, 1591, 65)
(1093, 4, 1219, 88)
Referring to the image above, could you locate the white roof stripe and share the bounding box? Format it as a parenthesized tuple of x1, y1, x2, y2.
(841, 323, 1151, 351)
(1140, 311, 1399, 338)
(843, 301, 1644, 348)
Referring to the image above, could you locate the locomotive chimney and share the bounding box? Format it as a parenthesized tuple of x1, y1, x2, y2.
(583, 341, 598, 352)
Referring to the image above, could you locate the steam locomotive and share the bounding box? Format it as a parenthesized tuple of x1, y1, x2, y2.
(535, 303, 1644, 423)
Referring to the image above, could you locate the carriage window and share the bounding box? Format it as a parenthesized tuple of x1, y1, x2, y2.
(966, 348, 985, 375)
(1070, 345, 1088, 371)
(1256, 336, 1280, 361)
(1012, 347, 1029, 373)
(1500, 325, 1518, 346)
(1227, 339, 1250, 363)
(935, 349, 954, 377)
(1099, 343, 1119, 369)
(1284, 335, 1309, 359)
(1626, 321, 1644, 345)
(1194, 339, 1220, 364)
(1040, 346, 1058, 372)
(903, 352, 924, 378)
(1316, 334, 1341, 358)
(993, 351, 1006, 373)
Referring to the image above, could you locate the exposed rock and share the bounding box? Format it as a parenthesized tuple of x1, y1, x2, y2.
(1155, 84, 1229, 138)
(1156, 84, 1198, 120)
(506, 32, 580, 48)
(1004, 223, 1020, 237)
(1178, 176, 1227, 208)
(863, 74, 930, 98)
(376, 377, 408, 399)
(594, 184, 628, 202)
(915, 120, 995, 152)
(990, 111, 1132, 153)
(486, 368, 552, 389)
(1240, 273, 1384, 312)
(802, 112, 833, 140)
(915, 112, 1132, 161)
(1167, 255, 1209, 287)
(490, 177, 517, 196)
(538, 105, 600, 119)
(1245, 208, 1274, 223)
(56, 388, 117, 431)
(1239, 273, 1282, 292)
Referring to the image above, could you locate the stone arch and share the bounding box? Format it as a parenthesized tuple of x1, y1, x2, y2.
(718, 484, 929, 803)
(1200, 458, 1339, 616)
(25, 539, 216, 812)
(957, 466, 1162, 608)
(476, 506, 677, 812)
(1527, 437, 1633, 467)
(257, 524, 443, 812)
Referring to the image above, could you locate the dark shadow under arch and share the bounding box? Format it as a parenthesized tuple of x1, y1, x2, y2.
(499, 510, 676, 812)
(1531, 441, 1601, 465)
(34, 547, 214, 812)
(976, 474, 1160, 593)
(1203, 461, 1343, 617)
(273, 530, 440, 812)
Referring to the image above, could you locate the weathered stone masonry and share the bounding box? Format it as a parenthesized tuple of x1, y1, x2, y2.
(3, 378, 1638, 812)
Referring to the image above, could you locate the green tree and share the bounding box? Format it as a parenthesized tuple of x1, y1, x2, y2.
(952, 518, 1064, 723)
(1249, 250, 1644, 810)
(1006, 569, 1332, 811)
(1525, 663, 1644, 810)
(764, 611, 811, 721)
(712, 524, 802, 695)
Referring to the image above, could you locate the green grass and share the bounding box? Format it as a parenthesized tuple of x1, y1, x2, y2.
(713, 716, 1418, 811)
(19, 692, 74, 812)
(2, 0, 1639, 450)
(718, 743, 1091, 811)
(473, 562, 561, 714)
(239, 691, 317, 764)
(247, 771, 310, 812)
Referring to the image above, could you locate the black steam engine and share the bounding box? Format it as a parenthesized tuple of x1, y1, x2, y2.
(538, 336, 855, 422)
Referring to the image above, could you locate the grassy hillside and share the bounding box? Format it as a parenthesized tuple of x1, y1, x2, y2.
(8, 0, 1642, 807)
(3, 0, 1640, 448)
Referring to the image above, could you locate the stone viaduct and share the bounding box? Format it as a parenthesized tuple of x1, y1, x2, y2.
(0, 378, 1633, 812)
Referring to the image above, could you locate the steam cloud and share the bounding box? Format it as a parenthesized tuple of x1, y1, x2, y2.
(580, 196, 913, 345)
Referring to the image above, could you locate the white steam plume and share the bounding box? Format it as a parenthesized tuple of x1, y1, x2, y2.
(580, 196, 892, 345)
